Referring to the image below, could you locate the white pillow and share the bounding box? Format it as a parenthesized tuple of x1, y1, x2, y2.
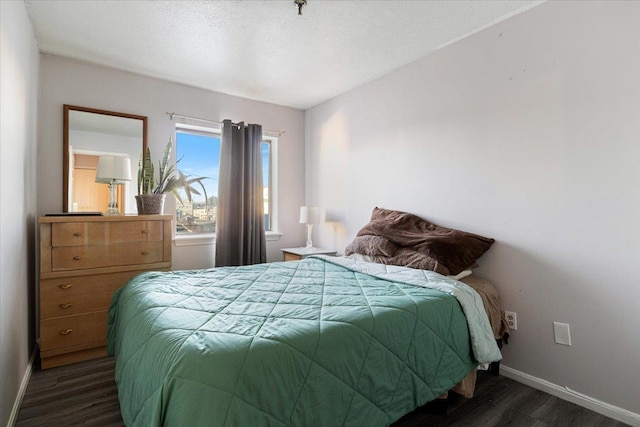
(448, 269, 473, 281)
(345, 253, 375, 262)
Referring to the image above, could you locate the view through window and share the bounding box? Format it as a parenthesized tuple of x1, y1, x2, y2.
(175, 127, 272, 234)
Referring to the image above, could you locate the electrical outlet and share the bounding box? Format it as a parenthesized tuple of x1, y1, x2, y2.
(553, 322, 571, 346)
(505, 311, 517, 330)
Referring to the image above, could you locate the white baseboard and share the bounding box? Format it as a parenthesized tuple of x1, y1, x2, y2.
(7, 348, 37, 427)
(501, 365, 640, 427)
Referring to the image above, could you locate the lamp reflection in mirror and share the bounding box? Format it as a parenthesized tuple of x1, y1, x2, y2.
(95, 156, 131, 215)
(299, 206, 319, 249)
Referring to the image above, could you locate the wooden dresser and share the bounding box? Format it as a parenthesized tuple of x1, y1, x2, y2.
(38, 214, 172, 369)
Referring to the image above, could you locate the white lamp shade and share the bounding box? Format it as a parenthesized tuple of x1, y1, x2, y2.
(299, 206, 320, 224)
(95, 156, 132, 183)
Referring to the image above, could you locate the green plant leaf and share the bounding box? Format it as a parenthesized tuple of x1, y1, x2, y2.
(137, 154, 143, 195)
(138, 138, 210, 203)
(142, 147, 154, 194)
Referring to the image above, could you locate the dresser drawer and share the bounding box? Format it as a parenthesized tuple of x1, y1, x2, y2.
(40, 311, 108, 352)
(284, 252, 302, 261)
(40, 289, 119, 319)
(40, 270, 143, 300)
(52, 220, 163, 246)
(52, 241, 163, 271)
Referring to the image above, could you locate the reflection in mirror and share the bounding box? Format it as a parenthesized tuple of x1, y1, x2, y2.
(63, 105, 147, 213)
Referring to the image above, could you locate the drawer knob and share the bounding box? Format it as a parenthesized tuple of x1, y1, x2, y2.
(73, 256, 81, 260)
(58, 284, 72, 290)
(73, 232, 81, 237)
(141, 229, 148, 234)
(141, 251, 148, 255)
(59, 329, 73, 335)
(58, 303, 72, 309)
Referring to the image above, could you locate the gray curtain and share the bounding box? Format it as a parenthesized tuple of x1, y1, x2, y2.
(215, 120, 267, 266)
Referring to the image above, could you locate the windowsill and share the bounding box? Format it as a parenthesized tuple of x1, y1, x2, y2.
(173, 231, 283, 247)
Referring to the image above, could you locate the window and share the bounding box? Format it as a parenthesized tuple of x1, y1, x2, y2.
(175, 124, 274, 235)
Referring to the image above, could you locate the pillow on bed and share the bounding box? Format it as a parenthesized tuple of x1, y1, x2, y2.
(345, 253, 375, 262)
(448, 269, 473, 281)
(353, 207, 494, 275)
(390, 248, 450, 275)
(345, 248, 449, 275)
(345, 235, 398, 257)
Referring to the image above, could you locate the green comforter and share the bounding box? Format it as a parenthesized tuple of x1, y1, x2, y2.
(107, 256, 500, 426)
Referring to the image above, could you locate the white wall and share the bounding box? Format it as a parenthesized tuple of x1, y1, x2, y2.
(38, 55, 306, 268)
(306, 1, 640, 416)
(0, 1, 39, 425)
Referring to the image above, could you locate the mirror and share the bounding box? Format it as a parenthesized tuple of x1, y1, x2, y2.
(63, 105, 147, 213)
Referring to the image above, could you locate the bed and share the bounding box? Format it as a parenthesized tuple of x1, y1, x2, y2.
(107, 207, 506, 426)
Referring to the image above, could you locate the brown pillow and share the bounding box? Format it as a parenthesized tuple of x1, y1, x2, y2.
(412, 227, 494, 275)
(358, 207, 494, 275)
(345, 235, 398, 257)
(375, 248, 450, 275)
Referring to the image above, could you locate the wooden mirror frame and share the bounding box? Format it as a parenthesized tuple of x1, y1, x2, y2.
(63, 105, 148, 212)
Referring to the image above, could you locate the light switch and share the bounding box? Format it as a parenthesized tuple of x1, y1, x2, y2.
(553, 322, 571, 346)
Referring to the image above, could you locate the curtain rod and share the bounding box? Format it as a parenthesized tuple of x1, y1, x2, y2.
(166, 112, 286, 137)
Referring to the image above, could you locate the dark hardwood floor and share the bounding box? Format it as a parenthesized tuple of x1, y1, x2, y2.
(16, 357, 628, 426)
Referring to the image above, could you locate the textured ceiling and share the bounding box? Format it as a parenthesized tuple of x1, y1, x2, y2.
(25, 0, 541, 110)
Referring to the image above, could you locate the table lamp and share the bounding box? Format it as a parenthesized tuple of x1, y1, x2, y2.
(299, 206, 319, 249)
(95, 156, 131, 215)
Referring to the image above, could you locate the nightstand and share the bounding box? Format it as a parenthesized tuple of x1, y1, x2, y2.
(281, 247, 337, 261)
